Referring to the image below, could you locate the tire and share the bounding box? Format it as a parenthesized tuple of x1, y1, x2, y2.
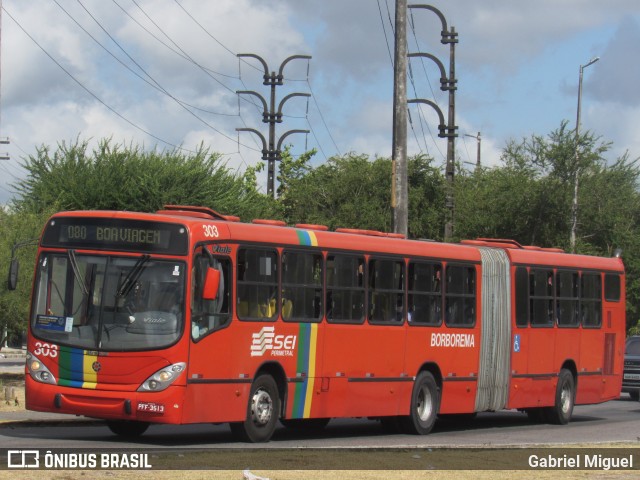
(401, 371, 440, 435)
(106, 420, 149, 438)
(629, 391, 640, 401)
(230, 374, 280, 443)
(545, 368, 575, 425)
(280, 418, 330, 431)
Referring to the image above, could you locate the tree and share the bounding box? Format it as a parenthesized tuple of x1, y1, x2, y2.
(0, 208, 56, 350)
(455, 122, 640, 331)
(12, 138, 274, 221)
(280, 152, 445, 238)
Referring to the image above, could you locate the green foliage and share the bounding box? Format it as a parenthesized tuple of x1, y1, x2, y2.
(279, 152, 444, 239)
(11, 138, 273, 220)
(0, 207, 57, 348)
(4, 127, 640, 336)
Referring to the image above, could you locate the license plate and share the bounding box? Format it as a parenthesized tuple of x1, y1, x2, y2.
(137, 402, 165, 413)
(624, 373, 640, 381)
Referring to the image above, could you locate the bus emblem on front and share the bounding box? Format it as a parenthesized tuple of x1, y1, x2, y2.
(92, 361, 102, 372)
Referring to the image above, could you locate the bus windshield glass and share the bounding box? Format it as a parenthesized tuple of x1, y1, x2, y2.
(31, 253, 186, 351)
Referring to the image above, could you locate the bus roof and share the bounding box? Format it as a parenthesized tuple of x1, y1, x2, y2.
(48, 208, 624, 272)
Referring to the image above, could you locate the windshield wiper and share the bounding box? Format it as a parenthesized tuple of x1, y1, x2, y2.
(68, 250, 89, 297)
(115, 254, 150, 299)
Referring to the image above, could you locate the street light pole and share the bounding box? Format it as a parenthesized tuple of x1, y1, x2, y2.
(570, 56, 599, 253)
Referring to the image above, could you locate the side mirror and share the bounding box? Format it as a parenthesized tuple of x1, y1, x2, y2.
(202, 267, 220, 301)
(7, 258, 19, 291)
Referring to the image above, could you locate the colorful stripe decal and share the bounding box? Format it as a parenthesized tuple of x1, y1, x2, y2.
(57, 347, 98, 389)
(296, 229, 318, 247)
(291, 322, 319, 418)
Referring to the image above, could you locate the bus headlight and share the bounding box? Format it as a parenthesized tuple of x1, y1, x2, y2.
(26, 352, 57, 385)
(137, 362, 186, 392)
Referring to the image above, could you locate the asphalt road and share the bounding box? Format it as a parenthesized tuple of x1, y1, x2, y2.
(1, 395, 639, 450)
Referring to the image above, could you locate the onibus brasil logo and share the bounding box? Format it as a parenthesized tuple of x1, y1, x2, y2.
(250, 326, 297, 357)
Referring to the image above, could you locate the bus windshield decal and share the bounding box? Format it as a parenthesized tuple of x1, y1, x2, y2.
(36, 314, 73, 333)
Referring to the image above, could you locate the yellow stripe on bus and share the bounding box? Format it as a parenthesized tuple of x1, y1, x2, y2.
(303, 323, 318, 418)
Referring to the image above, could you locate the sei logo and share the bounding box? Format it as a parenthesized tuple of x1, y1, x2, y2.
(250, 326, 297, 357)
(33, 342, 58, 358)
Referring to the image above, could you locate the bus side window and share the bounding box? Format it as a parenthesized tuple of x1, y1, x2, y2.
(530, 269, 554, 327)
(408, 261, 442, 326)
(556, 270, 579, 327)
(604, 274, 621, 302)
(281, 250, 323, 322)
(326, 254, 365, 323)
(515, 266, 529, 327)
(237, 248, 278, 321)
(191, 248, 231, 341)
(581, 273, 602, 328)
(368, 258, 405, 324)
(444, 264, 476, 327)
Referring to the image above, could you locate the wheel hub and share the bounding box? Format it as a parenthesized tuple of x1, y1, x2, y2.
(251, 388, 273, 425)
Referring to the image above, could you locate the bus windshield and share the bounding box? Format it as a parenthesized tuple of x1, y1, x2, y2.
(31, 253, 186, 351)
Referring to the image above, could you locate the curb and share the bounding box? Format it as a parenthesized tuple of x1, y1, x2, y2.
(0, 418, 104, 428)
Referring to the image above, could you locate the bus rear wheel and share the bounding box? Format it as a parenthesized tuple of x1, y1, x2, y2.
(230, 374, 280, 443)
(401, 371, 440, 435)
(106, 420, 149, 438)
(545, 368, 575, 425)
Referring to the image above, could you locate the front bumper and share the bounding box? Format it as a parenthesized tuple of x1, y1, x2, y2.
(25, 375, 185, 424)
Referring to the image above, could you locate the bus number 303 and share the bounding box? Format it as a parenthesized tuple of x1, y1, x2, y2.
(34, 342, 58, 358)
(203, 225, 219, 238)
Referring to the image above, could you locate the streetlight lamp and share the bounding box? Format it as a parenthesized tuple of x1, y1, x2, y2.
(569, 56, 599, 253)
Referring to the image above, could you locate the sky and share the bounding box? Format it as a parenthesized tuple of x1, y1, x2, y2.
(1, 0, 639, 203)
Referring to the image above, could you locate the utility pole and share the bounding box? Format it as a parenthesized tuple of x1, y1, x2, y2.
(0, 1, 8, 161)
(570, 56, 599, 253)
(392, 0, 408, 237)
(236, 54, 310, 198)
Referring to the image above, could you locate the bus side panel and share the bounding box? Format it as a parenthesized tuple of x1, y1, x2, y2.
(555, 326, 581, 392)
(576, 327, 604, 405)
(405, 325, 479, 415)
(184, 323, 251, 423)
(319, 323, 405, 418)
(183, 383, 249, 423)
(575, 289, 625, 404)
(523, 326, 557, 407)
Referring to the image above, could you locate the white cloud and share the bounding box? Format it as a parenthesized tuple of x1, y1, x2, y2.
(1, 0, 640, 207)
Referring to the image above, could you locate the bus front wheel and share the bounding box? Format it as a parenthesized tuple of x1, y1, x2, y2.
(401, 371, 440, 435)
(230, 374, 280, 443)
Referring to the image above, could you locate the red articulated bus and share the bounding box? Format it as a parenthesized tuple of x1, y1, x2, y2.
(17, 206, 625, 442)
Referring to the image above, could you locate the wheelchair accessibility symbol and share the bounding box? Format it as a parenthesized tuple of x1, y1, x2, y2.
(514, 334, 521, 353)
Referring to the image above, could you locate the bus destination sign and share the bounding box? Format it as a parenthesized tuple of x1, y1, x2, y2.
(41, 217, 189, 255)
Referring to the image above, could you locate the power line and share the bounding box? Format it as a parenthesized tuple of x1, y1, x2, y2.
(73, 0, 258, 150)
(3, 5, 188, 152)
(306, 78, 341, 156)
(172, 0, 260, 72)
(111, 0, 238, 79)
(55, 1, 237, 119)
(376, 0, 394, 68)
